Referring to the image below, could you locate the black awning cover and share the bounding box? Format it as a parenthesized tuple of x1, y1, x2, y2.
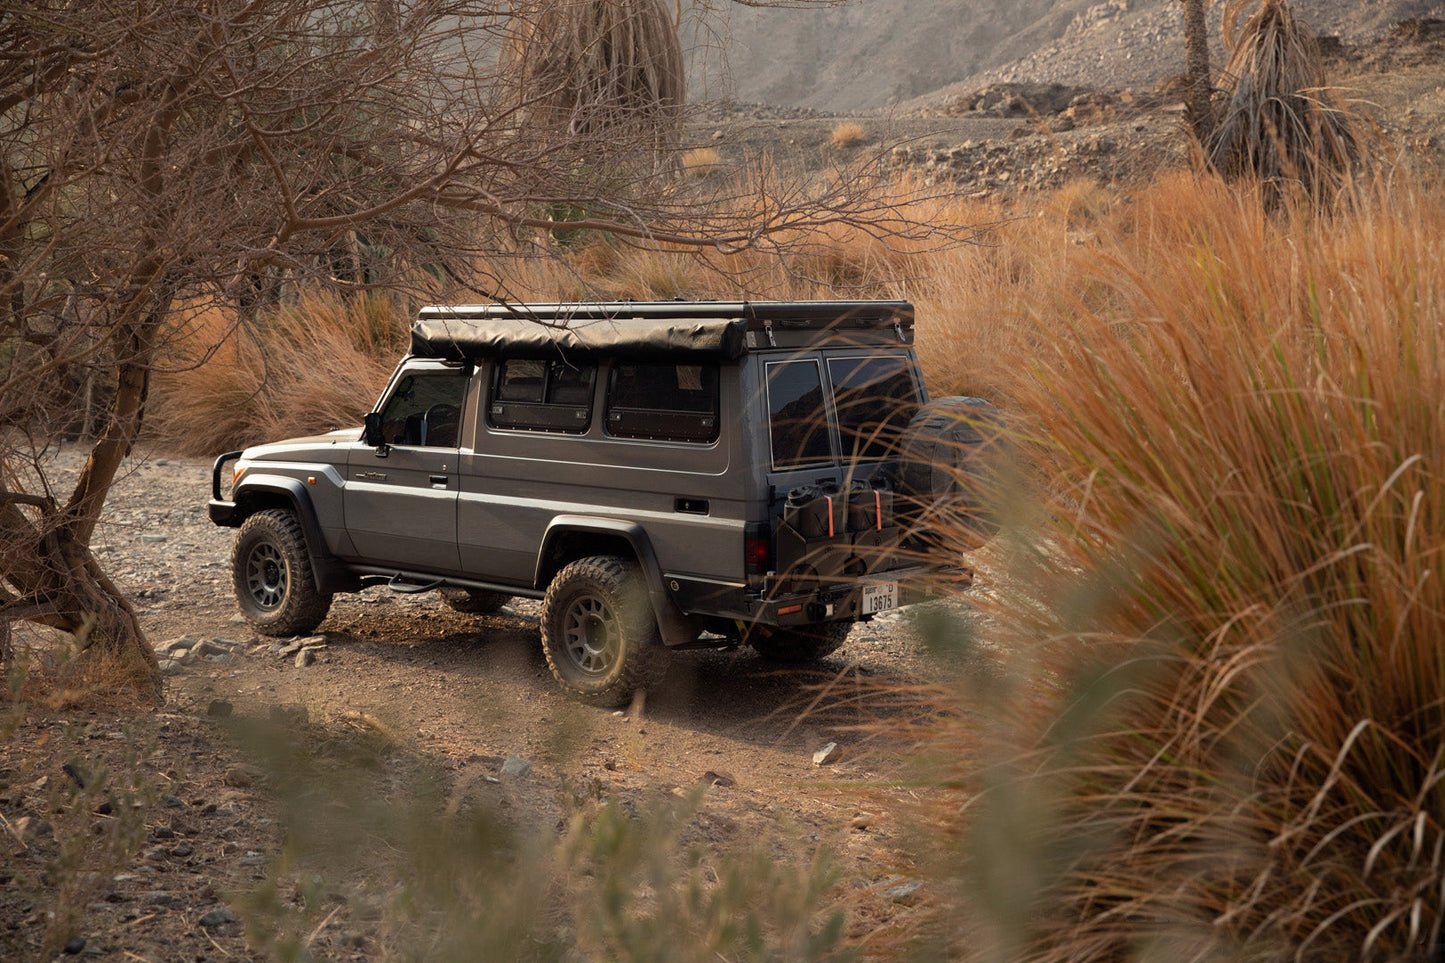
(409, 300, 913, 361)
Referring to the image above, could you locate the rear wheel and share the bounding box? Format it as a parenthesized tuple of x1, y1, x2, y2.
(438, 587, 509, 614)
(540, 556, 670, 707)
(231, 509, 333, 636)
(749, 620, 852, 663)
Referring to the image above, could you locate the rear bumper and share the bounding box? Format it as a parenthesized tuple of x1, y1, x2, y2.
(668, 564, 943, 628)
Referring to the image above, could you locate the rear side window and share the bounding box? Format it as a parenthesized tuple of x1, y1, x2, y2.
(828, 356, 921, 460)
(766, 360, 832, 468)
(489, 359, 595, 433)
(606, 363, 719, 443)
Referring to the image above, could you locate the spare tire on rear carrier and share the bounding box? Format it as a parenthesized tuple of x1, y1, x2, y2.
(895, 396, 1008, 555)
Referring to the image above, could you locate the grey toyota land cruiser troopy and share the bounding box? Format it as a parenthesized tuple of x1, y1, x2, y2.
(208, 300, 1000, 706)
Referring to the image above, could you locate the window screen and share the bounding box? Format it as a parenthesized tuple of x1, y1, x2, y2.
(606, 363, 719, 442)
(766, 360, 832, 468)
(828, 356, 921, 461)
(489, 359, 595, 433)
(377, 372, 468, 448)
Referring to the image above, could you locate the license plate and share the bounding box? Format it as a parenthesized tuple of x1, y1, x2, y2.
(861, 581, 897, 615)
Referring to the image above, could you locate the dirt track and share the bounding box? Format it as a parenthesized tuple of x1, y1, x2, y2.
(2, 446, 981, 959)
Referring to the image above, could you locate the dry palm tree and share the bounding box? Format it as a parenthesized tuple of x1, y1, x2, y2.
(506, 0, 685, 174)
(1205, 0, 1372, 201)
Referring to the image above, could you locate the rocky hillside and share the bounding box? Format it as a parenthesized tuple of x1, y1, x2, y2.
(694, 0, 1445, 112)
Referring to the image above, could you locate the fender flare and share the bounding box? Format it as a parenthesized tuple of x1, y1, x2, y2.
(538, 516, 694, 646)
(233, 474, 359, 594)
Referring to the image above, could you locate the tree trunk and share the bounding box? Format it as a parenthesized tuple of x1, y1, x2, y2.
(1183, 0, 1215, 142)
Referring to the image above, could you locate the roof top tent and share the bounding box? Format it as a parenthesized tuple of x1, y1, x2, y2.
(410, 300, 916, 361)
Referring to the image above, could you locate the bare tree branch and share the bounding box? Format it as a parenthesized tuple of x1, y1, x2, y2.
(0, 0, 973, 697)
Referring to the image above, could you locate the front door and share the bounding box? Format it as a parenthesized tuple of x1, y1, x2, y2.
(344, 367, 469, 573)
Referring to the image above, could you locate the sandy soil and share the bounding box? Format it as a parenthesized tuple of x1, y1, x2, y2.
(2, 447, 982, 960)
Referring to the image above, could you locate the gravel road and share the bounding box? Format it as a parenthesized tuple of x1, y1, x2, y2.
(3, 443, 985, 959)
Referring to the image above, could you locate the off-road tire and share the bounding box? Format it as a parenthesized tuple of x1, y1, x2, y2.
(540, 556, 670, 707)
(897, 396, 1006, 550)
(231, 509, 333, 636)
(438, 587, 509, 615)
(749, 620, 852, 663)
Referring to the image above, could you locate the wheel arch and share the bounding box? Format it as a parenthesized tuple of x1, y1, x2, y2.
(537, 517, 695, 646)
(232, 476, 359, 594)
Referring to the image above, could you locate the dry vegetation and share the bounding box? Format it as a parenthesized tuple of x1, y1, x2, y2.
(831, 121, 868, 149)
(144, 160, 1445, 959)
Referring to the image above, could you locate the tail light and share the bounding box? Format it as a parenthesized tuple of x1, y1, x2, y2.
(744, 522, 771, 575)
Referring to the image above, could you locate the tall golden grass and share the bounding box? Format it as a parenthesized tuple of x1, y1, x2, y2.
(918, 169, 1445, 960)
(151, 292, 408, 454)
(150, 180, 1015, 454)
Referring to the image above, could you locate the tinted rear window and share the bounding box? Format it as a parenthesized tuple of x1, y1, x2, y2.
(828, 356, 921, 460)
(766, 360, 832, 468)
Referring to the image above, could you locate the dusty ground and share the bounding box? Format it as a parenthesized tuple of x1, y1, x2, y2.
(2, 448, 984, 960)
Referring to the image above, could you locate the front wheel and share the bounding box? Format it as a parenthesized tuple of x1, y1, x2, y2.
(231, 509, 333, 636)
(748, 620, 852, 663)
(540, 556, 670, 707)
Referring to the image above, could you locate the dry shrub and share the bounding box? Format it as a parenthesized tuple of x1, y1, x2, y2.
(151, 293, 406, 455)
(3, 629, 156, 715)
(918, 170, 1445, 959)
(1206, 0, 1376, 201)
(681, 146, 724, 178)
(831, 121, 866, 149)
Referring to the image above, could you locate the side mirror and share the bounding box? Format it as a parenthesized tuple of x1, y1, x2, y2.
(363, 412, 388, 450)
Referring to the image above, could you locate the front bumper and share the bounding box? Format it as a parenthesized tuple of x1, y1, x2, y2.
(208, 451, 244, 526)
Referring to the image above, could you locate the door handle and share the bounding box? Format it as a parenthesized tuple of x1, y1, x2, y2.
(429, 474, 448, 489)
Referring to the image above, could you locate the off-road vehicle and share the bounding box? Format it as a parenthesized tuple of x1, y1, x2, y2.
(209, 300, 1000, 706)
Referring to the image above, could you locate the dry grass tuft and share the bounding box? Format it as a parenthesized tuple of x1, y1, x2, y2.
(680, 146, 724, 178)
(3, 635, 156, 715)
(914, 170, 1445, 960)
(151, 292, 406, 455)
(830, 121, 867, 149)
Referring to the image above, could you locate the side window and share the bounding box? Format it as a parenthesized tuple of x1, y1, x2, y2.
(605, 363, 719, 443)
(489, 358, 595, 433)
(376, 371, 468, 448)
(766, 360, 832, 468)
(827, 356, 922, 461)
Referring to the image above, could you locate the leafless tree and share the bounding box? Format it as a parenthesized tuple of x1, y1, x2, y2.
(0, 0, 955, 698)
